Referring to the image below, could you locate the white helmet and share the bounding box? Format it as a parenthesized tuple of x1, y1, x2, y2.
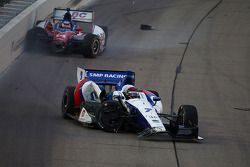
(121, 84, 137, 93)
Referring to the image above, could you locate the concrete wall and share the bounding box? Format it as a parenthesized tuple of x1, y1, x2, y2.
(0, 0, 89, 74)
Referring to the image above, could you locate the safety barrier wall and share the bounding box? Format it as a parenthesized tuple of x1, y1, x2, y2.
(0, 0, 86, 74)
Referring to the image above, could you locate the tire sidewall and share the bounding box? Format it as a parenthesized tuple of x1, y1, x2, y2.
(82, 34, 100, 58)
(61, 87, 75, 118)
(177, 105, 198, 127)
(91, 37, 100, 56)
(96, 101, 124, 132)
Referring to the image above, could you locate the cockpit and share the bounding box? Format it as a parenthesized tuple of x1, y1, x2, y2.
(124, 91, 140, 100)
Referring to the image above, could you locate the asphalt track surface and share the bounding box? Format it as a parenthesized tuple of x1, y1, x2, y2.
(0, 0, 249, 167)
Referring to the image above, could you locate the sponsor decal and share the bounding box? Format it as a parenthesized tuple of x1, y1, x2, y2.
(79, 107, 92, 123)
(148, 115, 157, 119)
(53, 9, 93, 22)
(152, 120, 159, 123)
(72, 12, 87, 19)
(145, 108, 152, 112)
(80, 108, 86, 118)
(87, 72, 127, 79)
(78, 69, 134, 84)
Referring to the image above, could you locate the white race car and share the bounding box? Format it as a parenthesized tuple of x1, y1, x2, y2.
(61, 68, 203, 141)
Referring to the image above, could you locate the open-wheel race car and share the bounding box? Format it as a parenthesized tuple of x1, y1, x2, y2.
(26, 8, 107, 58)
(61, 68, 203, 141)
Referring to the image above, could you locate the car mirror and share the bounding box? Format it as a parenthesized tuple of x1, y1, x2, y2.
(152, 96, 161, 106)
(153, 96, 161, 101)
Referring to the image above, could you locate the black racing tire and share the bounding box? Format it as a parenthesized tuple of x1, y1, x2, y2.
(97, 100, 124, 132)
(25, 27, 49, 51)
(32, 27, 49, 41)
(177, 105, 198, 127)
(61, 86, 75, 119)
(148, 90, 159, 97)
(25, 29, 35, 51)
(82, 34, 100, 58)
(100, 26, 108, 48)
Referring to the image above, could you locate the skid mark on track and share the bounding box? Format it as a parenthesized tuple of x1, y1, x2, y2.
(170, 0, 223, 114)
(233, 107, 250, 112)
(170, 1, 223, 167)
(173, 141, 181, 167)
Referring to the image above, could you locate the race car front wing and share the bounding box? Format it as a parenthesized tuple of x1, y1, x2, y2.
(138, 127, 204, 141)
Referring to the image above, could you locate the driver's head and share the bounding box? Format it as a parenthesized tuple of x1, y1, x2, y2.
(66, 8, 70, 12)
(62, 21, 71, 29)
(122, 85, 137, 93)
(128, 87, 137, 92)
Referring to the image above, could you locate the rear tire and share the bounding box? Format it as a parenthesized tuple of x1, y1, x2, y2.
(61, 86, 75, 119)
(82, 34, 100, 58)
(97, 101, 124, 132)
(100, 26, 108, 48)
(177, 105, 198, 127)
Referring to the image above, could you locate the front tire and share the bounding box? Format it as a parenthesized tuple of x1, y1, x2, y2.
(97, 101, 124, 132)
(82, 34, 100, 58)
(61, 86, 75, 118)
(25, 27, 49, 51)
(177, 105, 198, 127)
(25, 29, 35, 51)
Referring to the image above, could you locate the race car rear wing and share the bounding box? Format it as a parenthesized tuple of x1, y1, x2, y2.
(77, 67, 135, 86)
(53, 8, 94, 23)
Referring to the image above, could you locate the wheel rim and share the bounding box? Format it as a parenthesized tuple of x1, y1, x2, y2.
(92, 39, 99, 55)
(62, 94, 68, 113)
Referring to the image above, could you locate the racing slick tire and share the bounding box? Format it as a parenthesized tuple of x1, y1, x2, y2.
(32, 27, 49, 41)
(25, 27, 49, 51)
(100, 26, 108, 48)
(177, 105, 198, 127)
(82, 34, 100, 58)
(148, 90, 159, 97)
(97, 100, 124, 132)
(25, 29, 35, 51)
(61, 86, 76, 119)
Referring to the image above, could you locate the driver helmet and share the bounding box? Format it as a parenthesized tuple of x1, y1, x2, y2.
(61, 20, 71, 29)
(122, 85, 137, 93)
